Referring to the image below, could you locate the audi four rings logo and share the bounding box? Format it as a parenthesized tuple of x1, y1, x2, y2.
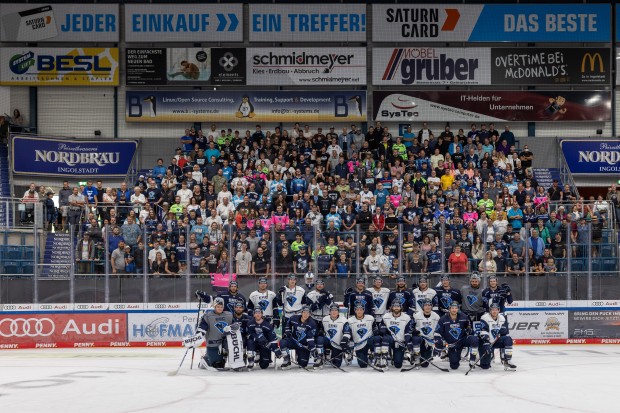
(0, 318, 55, 337)
(219, 52, 238, 72)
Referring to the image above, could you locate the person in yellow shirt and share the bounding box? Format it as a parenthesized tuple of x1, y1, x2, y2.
(392, 136, 408, 160)
(440, 168, 454, 191)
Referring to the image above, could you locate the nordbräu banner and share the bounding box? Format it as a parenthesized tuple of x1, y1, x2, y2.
(373, 91, 611, 122)
(560, 140, 620, 174)
(125, 91, 366, 123)
(11, 136, 138, 177)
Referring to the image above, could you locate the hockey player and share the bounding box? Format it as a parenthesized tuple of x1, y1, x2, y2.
(482, 276, 514, 315)
(194, 289, 213, 304)
(280, 305, 317, 369)
(231, 301, 251, 341)
(307, 279, 334, 328)
(344, 277, 374, 317)
(196, 297, 233, 369)
(377, 301, 413, 369)
(217, 281, 247, 314)
(433, 274, 462, 316)
(346, 302, 379, 369)
(246, 308, 282, 369)
(410, 299, 441, 368)
(387, 276, 413, 313)
(411, 276, 437, 314)
(316, 303, 351, 368)
(247, 277, 280, 327)
(278, 274, 308, 328)
(367, 275, 390, 323)
(460, 272, 485, 321)
(436, 302, 479, 370)
(478, 303, 516, 370)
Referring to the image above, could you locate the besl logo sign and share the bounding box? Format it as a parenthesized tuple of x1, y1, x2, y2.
(0, 47, 118, 86)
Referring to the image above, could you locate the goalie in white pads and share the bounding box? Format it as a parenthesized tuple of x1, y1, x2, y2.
(316, 303, 351, 368)
(478, 303, 516, 370)
(409, 299, 441, 368)
(377, 300, 413, 369)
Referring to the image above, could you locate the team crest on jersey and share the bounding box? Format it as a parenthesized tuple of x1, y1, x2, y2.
(373, 297, 384, 309)
(214, 321, 229, 334)
(296, 329, 307, 342)
(258, 299, 270, 311)
(327, 328, 338, 339)
(417, 299, 426, 309)
(354, 299, 366, 308)
(467, 295, 478, 305)
(473, 321, 483, 333)
(491, 328, 500, 339)
(397, 295, 405, 305)
(356, 327, 368, 338)
(286, 295, 297, 307)
(421, 326, 433, 336)
(449, 327, 462, 340)
(389, 325, 401, 335)
(440, 296, 452, 308)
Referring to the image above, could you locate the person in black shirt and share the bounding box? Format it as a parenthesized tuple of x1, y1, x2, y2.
(253, 246, 270, 275)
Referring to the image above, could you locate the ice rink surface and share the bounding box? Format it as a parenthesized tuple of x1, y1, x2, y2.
(0, 345, 617, 413)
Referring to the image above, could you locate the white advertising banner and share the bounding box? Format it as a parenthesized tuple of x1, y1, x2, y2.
(373, 47, 491, 85)
(508, 310, 568, 340)
(127, 312, 200, 342)
(247, 47, 366, 86)
(0, 3, 119, 42)
(249, 4, 366, 42)
(124, 4, 242, 42)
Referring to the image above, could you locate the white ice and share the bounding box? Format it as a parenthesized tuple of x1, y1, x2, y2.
(0, 345, 617, 413)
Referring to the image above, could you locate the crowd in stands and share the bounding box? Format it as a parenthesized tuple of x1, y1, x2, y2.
(20, 121, 619, 278)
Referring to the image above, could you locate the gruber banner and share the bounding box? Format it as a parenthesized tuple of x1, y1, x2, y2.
(372, 4, 610, 42)
(125, 90, 367, 123)
(560, 140, 620, 174)
(373, 90, 611, 122)
(11, 136, 137, 177)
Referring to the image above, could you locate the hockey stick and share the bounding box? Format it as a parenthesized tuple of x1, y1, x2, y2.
(167, 347, 192, 376)
(190, 297, 202, 370)
(401, 340, 449, 372)
(464, 334, 499, 376)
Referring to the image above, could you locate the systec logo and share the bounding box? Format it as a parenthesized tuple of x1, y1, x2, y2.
(0, 318, 55, 337)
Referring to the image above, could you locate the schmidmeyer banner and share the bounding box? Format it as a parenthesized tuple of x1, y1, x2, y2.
(0, 47, 118, 86)
(372, 4, 610, 42)
(373, 91, 611, 122)
(248, 48, 366, 86)
(249, 4, 366, 42)
(560, 140, 620, 174)
(125, 4, 242, 42)
(126, 48, 246, 86)
(0, 3, 119, 42)
(11, 136, 137, 177)
(125, 90, 366, 123)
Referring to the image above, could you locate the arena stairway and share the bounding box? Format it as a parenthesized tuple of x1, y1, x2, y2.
(532, 167, 562, 191)
(40, 232, 72, 278)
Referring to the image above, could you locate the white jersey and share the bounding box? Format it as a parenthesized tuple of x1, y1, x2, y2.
(381, 312, 412, 344)
(367, 287, 390, 321)
(347, 315, 376, 351)
(412, 287, 437, 313)
(248, 290, 277, 318)
(412, 311, 441, 341)
(281, 286, 306, 316)
(480, 313, 507, 343)
(307, 289, 334, 322)
(321, 315, 350, 350)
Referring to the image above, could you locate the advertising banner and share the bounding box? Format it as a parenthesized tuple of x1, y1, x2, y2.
(373, 90, 611, 123)
(249, 4, 366, 42)
(372, 4, 610, 42)
(0, 3, 119, 42)
(11, 136, 137, 177)
(247, 47, 366, 86)
(508, 310, 568, 340)
(560, 140, 620, 174)
(126, 48, 246, 86)
(128, 312, 199, 343)
(0, 47, 119, 86)
(125, 4, 242, 42)
(126, 90, 366, 123)
(569, 310, 620, 338)
(0, 313, 127, 346)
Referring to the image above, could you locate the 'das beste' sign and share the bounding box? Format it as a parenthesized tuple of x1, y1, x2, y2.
(561, 140, 620, 174)
(11, 136, 137, 177)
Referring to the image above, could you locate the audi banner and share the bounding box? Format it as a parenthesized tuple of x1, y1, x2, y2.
(373, 90, 612, 122)
(126, 48, 246, 86)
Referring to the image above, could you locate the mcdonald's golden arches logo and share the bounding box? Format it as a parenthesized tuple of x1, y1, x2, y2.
(581, 52, 604, 73)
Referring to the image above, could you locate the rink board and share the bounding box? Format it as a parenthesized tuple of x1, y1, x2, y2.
(1, 301, 620, 349)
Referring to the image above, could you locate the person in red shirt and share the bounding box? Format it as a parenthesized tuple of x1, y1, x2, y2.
(448, 245, 470, 276)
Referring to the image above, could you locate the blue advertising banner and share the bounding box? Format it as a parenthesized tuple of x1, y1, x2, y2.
(560, 140, 620, 174)
(11, 136, 137, 177)
(373, 4, 610, 42)
(125, 90, 366, 123)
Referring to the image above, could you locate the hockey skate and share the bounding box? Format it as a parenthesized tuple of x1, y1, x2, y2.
(502, 359, 517, 371)
(280, 355, 292, 369)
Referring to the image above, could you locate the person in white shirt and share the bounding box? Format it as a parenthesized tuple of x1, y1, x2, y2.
(176, 181, 193, 206)
(216, 197, 235, 220)
(235, 243, 253, 275)
(363, 248, 382, 273)
(130, 187, 145, 210)
(148, 244, 167, 265)
(218, 188, 233, 204)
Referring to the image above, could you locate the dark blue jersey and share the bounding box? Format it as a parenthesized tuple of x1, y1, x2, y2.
(426, 251, 442, 272)
(437, 312, 471, 345)
(247, 318, 278, 348)
(285, 315, 317, 350)
(482, 286, 513, 313)
(231, 313, 251, 337)
(433, 287, 462, 315)
(343, 288, 374, 317)
(217, 291, 247, 314)
(387, 289, 413, 313)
